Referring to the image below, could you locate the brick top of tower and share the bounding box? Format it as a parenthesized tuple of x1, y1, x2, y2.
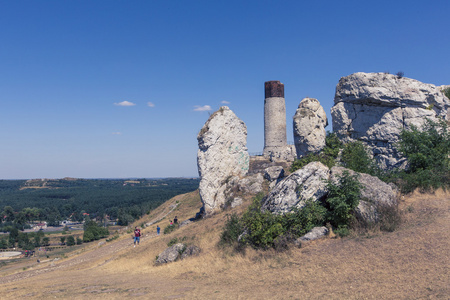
(265, 81, 284, 98)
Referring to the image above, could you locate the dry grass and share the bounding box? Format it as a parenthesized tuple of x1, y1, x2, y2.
(0, 190, 449, 299)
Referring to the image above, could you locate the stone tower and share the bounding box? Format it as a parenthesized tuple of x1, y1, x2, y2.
(263, 81, 288, 158)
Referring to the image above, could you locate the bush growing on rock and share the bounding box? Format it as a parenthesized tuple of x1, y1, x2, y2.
(443, 87, 450, 99)
(340, 141, 377, 175)
(220, 172, 362, 250)
(325, 171, 361, 229)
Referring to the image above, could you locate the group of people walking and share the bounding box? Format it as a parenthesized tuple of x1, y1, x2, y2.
(132, 216, 178, 247)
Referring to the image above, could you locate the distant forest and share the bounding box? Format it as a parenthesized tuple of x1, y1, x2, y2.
(0, 178, 199, 230)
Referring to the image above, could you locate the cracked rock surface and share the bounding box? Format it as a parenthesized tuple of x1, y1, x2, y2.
(293, 97, 328, 159)
(262, 161, 330, 214)
(197, 106, 249, 214)
(331, 72, 450, 169)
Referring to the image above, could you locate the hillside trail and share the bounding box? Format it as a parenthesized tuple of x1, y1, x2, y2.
(0, 200, 179, 285)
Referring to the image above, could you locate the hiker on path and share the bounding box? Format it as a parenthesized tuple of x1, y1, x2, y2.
(173, 216, 178, 224)
(157, 225, 160, 235)
(134, 226, 141, 247)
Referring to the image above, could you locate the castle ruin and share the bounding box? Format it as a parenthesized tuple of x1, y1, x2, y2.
(263, 81, 295, 161)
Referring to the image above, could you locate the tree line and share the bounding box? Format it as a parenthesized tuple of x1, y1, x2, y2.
(0, 178, 199, 231)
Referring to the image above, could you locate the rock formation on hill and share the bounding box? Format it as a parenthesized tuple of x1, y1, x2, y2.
(262, 161, 330, 214)
(331, 72, 450, 169)
(262, 161, 396, 224)
(293, 97, 328, 158)
(197, 106, 250, 214)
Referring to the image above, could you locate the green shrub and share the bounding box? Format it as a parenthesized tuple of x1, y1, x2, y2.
(397, 118, 449, 192)
(240, 196, 284, 249)
(334, 225, 350, 237)
(66, 235, 75, 246)
(325, 171, 361, 227)
(163, 224, 177, 235)
(281, 199, 327, 236)
(443, 87, 450, 99)
(220, 172, 363, 251)
(341, 141, 378, 175)
(220, 213, 243, 246)
(167, 237, 179, 247)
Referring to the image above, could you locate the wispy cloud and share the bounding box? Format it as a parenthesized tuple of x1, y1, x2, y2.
(114, 101, 136, 106)
(112, 132, 122, 135)
(147, 102, 155, 107)
(221, 100, 230, 104)
(193, 105, 212, 112)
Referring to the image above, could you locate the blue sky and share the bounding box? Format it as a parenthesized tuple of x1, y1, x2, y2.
(1, 0, 449, 179)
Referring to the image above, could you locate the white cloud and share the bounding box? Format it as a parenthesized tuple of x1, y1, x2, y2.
(221, 100, 230, 104)
(114, 101, 136, 106)
(193, 105, 212, 112)
(112, 132, 122, 135)
(147, 102, 155, 107)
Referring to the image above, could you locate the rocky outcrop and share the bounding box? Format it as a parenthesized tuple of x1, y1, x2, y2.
(331, 72, 450, 169)
(155, 243, 185, 264)
(155, 243, 201, 264)
(331, 166, 397, 223)
(197, 106, 250, 214)
(293, 97, 328, 158)
(262, 161, 330, 214)
(262, 161, 396, 224)
(222, 173, 264, 209)
(180, 245, 201, 259)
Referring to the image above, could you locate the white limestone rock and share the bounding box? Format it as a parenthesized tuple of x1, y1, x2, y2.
(331, 72, 450, 169)
(299, 226, 329, 241)
(155, 243, 185, 264)
(262, 161, 330, 214)
(293, 97, 328, 158)
(197, 106, 250, 214)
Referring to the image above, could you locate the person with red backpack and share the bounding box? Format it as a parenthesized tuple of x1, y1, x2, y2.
(134, 226, 141, 247)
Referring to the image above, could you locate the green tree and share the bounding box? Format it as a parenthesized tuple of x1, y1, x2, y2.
(66, 236, 75, 246)
(60, 236, 66, 245)
(3, 206, 15, 222)
(42, 237, 50, 246)
(9, 227, 19, 242)
(83, 220, 109, 242)
(34, 235, 41, 247)
(0, 238, 8, 249)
